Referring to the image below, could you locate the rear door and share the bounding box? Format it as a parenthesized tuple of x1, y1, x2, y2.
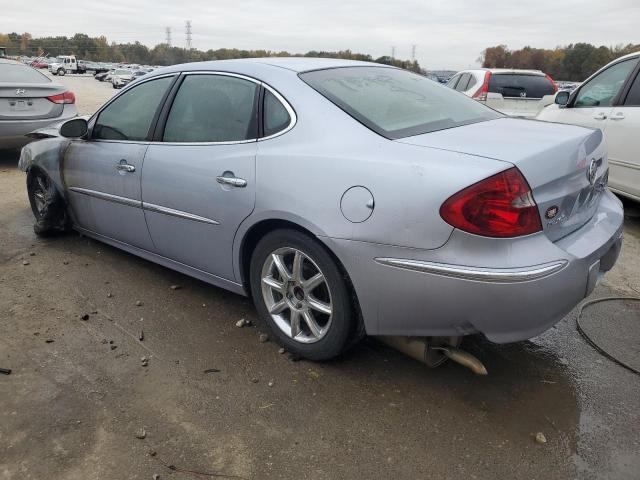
(141, 72, 259, 280)
(606, 63, 640, 199)
(63, 75, 176, 250)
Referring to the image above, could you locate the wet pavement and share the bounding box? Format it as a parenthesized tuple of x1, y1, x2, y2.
(1, 77, 639, 478)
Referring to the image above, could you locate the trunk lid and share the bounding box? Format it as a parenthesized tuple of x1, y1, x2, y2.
(397, 117, 608, 242)
(0, 82, 65, 120)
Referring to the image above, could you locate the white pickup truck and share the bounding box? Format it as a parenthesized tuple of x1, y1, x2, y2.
(447, 68, 558, 117)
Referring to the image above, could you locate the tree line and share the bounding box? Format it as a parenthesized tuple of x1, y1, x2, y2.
(0, 32, 422, 72)
(480, 43, 639, 81)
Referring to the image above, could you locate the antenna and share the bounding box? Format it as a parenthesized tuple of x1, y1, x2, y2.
(185, 20, 192, 49)
(165, 26, 172, 47)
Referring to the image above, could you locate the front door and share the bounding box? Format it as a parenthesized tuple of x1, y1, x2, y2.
(558, 57, 638, 131)
(141, 73, 259, 281)
(63, 75, 176, 250)
(606, 66, 640, 199)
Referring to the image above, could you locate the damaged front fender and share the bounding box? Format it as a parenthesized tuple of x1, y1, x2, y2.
(19, 138, 71, 199)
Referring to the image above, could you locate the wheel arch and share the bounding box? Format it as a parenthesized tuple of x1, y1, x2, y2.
(235, 216, 365, 338)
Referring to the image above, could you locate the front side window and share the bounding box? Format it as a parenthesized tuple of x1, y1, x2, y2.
(263, 89, 291, 137)
(93, 76, 174, 141)
(163, 74, 258, 143)
(574, 58, 637, 108)
(300, 67, 502, 139)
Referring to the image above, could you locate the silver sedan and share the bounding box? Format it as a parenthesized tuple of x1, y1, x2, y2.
(0, 59, 77, 150)
(19, 58, 623, 362)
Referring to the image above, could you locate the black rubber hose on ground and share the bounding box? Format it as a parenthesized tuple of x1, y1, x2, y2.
(576, 296, 640, 375)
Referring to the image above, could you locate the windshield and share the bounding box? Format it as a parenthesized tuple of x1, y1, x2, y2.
(0, 63, 50, 83)
(115, 69, 130, 75)
(300, 66, 501, 139)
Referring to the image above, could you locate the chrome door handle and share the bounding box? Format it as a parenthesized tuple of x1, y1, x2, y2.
(593, 113, 607, 120)
(116, 163, 135, 172)
(216, 176, 247, 187)
(610, 113, 625, 120)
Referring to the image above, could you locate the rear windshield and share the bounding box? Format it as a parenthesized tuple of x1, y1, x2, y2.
(0, 63, 50, 83)
(300, 67, 502, 139)
(488, 73, 555, 98)
(115, 69, 130, 75)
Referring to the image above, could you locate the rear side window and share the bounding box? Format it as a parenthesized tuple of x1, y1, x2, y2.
(163, 74, 258, 143)
(446, 74, 461, 88)
(0, 64, 50, 83)
(455, 73, 471, 91)
(94, 76, 173, 141)
(300, 67, 502, 139)
(488, 73, 555, 98)
(263, 89, 291, 137)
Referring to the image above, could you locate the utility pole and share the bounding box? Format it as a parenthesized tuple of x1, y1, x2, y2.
(185, 20, 192, 50)
(411, 44, 417, 62)
(165, 27, 172, 47)
(391, 46, 396, 60)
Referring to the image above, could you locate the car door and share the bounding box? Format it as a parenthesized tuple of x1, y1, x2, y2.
(63, 74, 176, 250)
(141, 72, 259, 281)
(558, 57, 638, 130)
(606, 63, 640, 200)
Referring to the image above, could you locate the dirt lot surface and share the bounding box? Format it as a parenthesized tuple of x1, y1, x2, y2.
(1, 75, 640, 480)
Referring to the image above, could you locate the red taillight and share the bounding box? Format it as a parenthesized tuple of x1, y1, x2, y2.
(440, 167, 542, 238)
(545, 74, 558, 93)
(472, 71, 491, 101)
(46, 91, 76, 104)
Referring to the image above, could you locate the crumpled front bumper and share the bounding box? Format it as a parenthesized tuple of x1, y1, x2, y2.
(325, 190, 624, 343)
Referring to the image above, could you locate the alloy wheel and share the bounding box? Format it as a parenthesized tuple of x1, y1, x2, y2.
(261, 247, 333, 343)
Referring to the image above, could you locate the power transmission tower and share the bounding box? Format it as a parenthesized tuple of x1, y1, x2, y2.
(391, 46, 396, 60)
(411, 44, 417, 62)
(185, 20, 192, 49)
(165, 27, 172, 47)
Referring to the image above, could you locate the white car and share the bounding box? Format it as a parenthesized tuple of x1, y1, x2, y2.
(447, 69, 558, 117)
(111, 69, 135, 89)
(537, 52, 640, 202)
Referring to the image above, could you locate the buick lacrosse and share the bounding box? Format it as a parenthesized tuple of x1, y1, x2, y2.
(19, 58, 623, 363)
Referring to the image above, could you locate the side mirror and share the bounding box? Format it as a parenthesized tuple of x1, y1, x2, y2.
(60, 118, 88, 138)
(555, 90, 570, 107)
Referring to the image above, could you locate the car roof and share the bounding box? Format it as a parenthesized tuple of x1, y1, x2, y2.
(153, 57, 392, 76)
(0, 58, 22, 65)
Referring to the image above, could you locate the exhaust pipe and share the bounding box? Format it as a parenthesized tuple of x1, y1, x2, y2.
(379, 336, 487, 375)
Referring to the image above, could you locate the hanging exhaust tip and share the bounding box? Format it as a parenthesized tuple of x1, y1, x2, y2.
(436, 346, 488, 375)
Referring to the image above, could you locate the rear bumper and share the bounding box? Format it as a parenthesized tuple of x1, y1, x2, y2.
(0, 106, 77, 147)
(325, 190, 624, 342)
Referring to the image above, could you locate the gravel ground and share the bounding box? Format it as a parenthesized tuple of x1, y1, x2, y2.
(1, 75, 639, 479)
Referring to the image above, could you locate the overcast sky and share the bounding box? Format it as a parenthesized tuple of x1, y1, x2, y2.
(2, 0, 638, 69)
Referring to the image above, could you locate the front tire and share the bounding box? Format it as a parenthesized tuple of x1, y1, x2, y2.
(57, 68, 65, 76)
(27, 170, 69, 236)
(250, 229, 355, 361)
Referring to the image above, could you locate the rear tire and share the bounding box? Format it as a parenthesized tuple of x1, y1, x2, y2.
(27, 170, 69, 237)
(249, 229, 355, 361)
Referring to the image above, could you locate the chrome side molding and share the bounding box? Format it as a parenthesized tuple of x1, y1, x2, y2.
(69, 187, 141, 208)
(142, 202, 220, 225)
(374, 258, 568, 283)
(69, 187, 220, 225)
